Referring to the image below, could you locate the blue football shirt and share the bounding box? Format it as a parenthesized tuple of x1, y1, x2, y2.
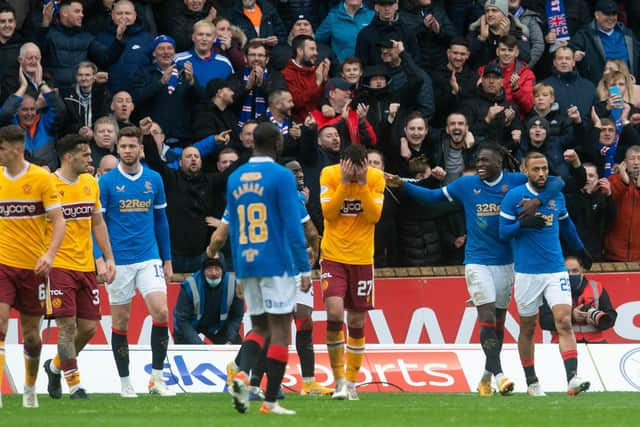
(99, 164, 169, 265)
(225, 157, 309, 278)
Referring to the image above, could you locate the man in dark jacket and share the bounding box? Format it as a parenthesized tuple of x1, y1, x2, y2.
(268, 14, 337, 73)
(192, 79, 239, 149)
(543, 46, 598, 124)
(428, 112, 478, 184)
(94, 0, 153, 93)
(131, 34, 204, 146)
(431, 37, 478, 128)
(461, 63, 522, 150)
(173, 256, 244, 344)
(142, 117, 237, 273)
(227, 0, 287, 47)
(355, 0, 421, 67)
(565, 163, 616, 261)
(381, 38, 433, 119)
(405, 0, 456, 74)
(38, 0, 124, 89)
(167, 0, 220, 52)
(60, 61, 111, 137)
(0, 3, 21, 105)
(466, 0, 532, 69)
(571, 0, 640, 85)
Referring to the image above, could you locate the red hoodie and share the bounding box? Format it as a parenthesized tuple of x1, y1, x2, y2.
(310, 107, 377, 147)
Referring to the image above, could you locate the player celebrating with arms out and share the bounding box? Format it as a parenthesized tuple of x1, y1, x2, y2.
(43, 134, 116, 400)
(499, 152, 591, 397)
(320, 144, 385, 401)
(214, 123, 311, 415)
(0, 125, 65, 408)
(385, 143, 564, 396)
(97, 126, 175, 398)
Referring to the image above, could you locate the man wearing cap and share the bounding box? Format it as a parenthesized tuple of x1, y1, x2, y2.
(39, 0, 125, 90)
(282, 34, 331, 123)
(466, 0, 532, 69)
(355, 0, 422, 67)
(191, 78, 239, 149)
(310, 77, 377, 147)
(316, 0, 375, 63)
(174, 20, 234, 89)
(571, 0, 640, 85)
(173, 256, 243, 344)
(379, 38, 433, 119)
(269, 14, 337, 73)
(131, 34, 203, 146)
(461, 63, 522, 149)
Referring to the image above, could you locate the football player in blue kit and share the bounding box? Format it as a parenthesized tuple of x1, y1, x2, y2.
(98, 126, 174, 398)
(385, 143, 564, 396)
(500, 151, 591, 397)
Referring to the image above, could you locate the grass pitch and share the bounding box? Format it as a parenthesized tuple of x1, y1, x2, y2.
(1, 392, 637, 427)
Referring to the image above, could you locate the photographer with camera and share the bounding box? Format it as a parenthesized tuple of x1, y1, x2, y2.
(539, 256, 617, 343)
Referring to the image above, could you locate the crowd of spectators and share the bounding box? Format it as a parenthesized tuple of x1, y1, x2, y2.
(2, 0, 640, 271)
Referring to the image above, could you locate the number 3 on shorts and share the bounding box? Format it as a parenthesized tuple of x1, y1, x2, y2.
(560, 277, 570, 292)
(357, 280, 373, 297)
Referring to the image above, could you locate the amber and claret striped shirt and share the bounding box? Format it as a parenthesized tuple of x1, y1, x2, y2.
(0, 163, 60, 269)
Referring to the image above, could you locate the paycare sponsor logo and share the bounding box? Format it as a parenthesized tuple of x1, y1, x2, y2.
(0, 201, 43, 217)
(61, 202, 94, 219)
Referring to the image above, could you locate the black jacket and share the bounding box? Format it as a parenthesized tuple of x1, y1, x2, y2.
(168, 1, 221, 52)
(460, 87, 522, 150)
(142, 134, 243, 257)
(466, 15, 531, 69)
(38, 23, 124, 89)
(397, 177, 454, 267)
(227, 0, 287, 44)
(355, 12, 421, 67)
(405, 2, 456, 73)
(0, 32, 22, 105)
(430, 64, 478, 128)
(131, 64, 205, 144)
(565, 189, 616, 261)
(60, 84, 112, 135)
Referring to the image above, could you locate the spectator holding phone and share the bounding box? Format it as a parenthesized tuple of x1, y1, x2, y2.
(594, 70, 640, 121)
